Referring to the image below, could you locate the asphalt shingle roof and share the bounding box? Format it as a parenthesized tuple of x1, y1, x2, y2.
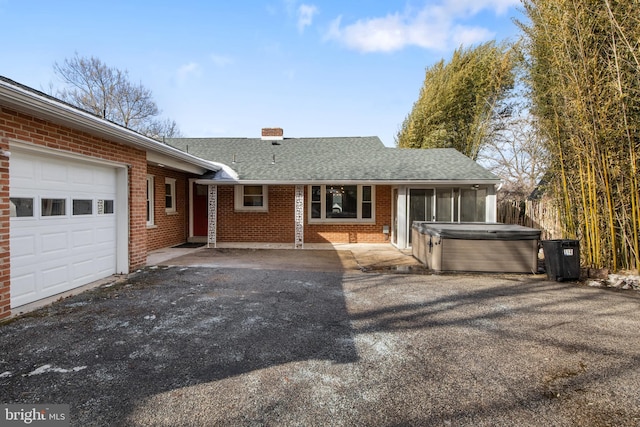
(165, 136, 498, 182)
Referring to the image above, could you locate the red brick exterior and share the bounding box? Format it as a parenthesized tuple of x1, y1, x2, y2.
(305, 186, 392, 244)
(146, 165, 191, 251)
(214, 185, 391, 245)
(0, 106, 149, 319)
(217, 185, 296, 243)
(0, 104, 395, 320)
(0, 134, 10, 320)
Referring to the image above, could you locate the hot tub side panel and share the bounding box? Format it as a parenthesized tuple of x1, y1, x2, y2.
(411, 228, 426, 264)
(411, 227, 441, 270)
(440, 238, 538, 273)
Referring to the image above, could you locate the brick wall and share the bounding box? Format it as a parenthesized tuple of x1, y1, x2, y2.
(146, 165, 191, 251)
(0, 106, 149, 319)
(217, 185, 296, 243)
(0, 134, 10, 319)
(215, 185, 392, 244)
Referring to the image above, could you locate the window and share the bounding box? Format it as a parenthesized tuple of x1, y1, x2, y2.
(165, 178, 176, 213)
(234, 185, 268, 211)
(309, 185, 374, 222)
(362, 185, 373, 219)
(147, 175, 154, 226)
(460, 188, 486, 222)
(98, 199, 114, 215)
(10, 198, 34, 218)
(42, 198, 66, 217)
(73, 199, 93, 215)
(436, 189, 453, 222)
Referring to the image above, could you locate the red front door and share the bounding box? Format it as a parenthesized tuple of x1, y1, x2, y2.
(193, 183, 208, 236)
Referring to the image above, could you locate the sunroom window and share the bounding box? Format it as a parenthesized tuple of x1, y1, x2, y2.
(460, 187, 486, 222)
(309, 185, 374, 222)
(410, 187, 485, 224)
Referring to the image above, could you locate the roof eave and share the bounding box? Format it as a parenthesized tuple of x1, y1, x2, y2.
(0, 77, 219, 174)
(195, 178, 501, 185)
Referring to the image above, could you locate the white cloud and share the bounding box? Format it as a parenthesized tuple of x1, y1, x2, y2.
(446, 0, 517, 15)
(176, 62, 202, 85)
(324, 0, 518, 53)
(210, 54, 233, 67)
(326, 11, 447, 53)
(297, 4, 318, 33)
(283, 0, 297, 15)
(451, 25, 495, 47)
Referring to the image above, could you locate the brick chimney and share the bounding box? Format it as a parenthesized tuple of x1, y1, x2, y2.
(261, 127, 284, 140)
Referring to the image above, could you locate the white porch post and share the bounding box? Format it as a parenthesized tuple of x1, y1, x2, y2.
(397, 186, 409, 249)
(294, 185, 304, 249)
(486, 184, 497, 222)
(207, 184, 217, 248)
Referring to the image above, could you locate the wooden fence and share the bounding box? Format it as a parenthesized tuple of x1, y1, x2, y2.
(497, 199, 562, 240)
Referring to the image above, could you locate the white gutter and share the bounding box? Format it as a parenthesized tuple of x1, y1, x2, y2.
(195, 178, 500, 185)
(0, 77, 219, 174)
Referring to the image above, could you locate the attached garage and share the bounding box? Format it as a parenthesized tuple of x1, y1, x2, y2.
(9, 147, 129, 308)
(1, 76, 218, 319)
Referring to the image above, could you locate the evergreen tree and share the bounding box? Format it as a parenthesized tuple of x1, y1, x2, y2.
(519, 0, 640, 270)
(396, 41, 517, 160)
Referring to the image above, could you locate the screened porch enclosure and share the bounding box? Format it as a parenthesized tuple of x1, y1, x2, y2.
(402, 186, 492, 247)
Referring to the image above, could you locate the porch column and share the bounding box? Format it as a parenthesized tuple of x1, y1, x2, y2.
(294, 185, 304, 249)
(397, 186, 409, 249)
(207, 184, 217, 248)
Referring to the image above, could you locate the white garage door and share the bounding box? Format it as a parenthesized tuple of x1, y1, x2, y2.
(10, 150, 119, 308)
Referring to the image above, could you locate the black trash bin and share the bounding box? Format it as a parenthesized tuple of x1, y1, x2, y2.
(542, 239, 580, 281)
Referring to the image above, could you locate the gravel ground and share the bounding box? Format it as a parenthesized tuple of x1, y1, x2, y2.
(1, 265, 639, 426)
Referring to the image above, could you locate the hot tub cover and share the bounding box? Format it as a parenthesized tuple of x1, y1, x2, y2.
(412, 222, 541, 240)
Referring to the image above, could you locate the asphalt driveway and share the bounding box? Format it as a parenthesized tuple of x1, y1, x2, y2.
(1, 255, 640, 426)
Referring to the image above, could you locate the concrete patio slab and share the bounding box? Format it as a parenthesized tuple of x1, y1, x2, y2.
(146, 243, 423, 272)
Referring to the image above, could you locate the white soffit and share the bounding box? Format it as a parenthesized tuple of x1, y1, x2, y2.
(0, 78, 217, 174)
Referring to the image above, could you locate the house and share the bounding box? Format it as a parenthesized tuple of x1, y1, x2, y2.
(165, 131, 500, 250)
(0, 76, 499, 319)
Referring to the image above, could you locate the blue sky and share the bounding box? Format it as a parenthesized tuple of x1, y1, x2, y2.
(1, 0, 523, 146)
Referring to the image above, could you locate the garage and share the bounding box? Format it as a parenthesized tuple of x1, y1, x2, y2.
(9, 148, 128, 308)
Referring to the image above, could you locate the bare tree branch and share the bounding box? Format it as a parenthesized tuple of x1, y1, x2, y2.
(53, 53, 180, 138)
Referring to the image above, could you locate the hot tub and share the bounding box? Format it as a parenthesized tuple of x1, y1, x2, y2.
(412, 222, 541, 273)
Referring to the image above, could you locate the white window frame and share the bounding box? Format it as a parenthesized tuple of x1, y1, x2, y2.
(72, 198, 94, 216)
(147, 175, 155, 226)
(308, 184, 375, 223)
(97, 199, 115, 215)
(9, 196, 35, 219)
(40, 197, 68, 218)
(165, 177, 177, 214)
(234, 185, 268, 212)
